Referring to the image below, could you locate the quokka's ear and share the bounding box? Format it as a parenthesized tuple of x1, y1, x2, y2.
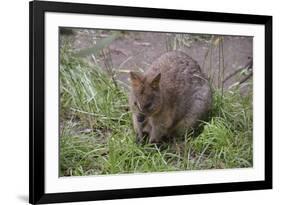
(130, 71, 142, 87)
(150, 73, 161, 89)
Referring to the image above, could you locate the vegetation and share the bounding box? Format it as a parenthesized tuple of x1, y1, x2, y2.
(59, 34, 252, 177)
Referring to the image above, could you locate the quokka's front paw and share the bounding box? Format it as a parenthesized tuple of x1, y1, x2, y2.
(136, 135, 142, 144)
(136, 133, 146, 144)
(148, 136, 161, 145)
(136, 131, 150, 144)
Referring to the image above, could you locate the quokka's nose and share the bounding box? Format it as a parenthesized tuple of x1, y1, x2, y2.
(137, 114, 145, 123)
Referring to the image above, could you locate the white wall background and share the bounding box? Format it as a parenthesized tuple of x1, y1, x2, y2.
(0, 0, 279, 204)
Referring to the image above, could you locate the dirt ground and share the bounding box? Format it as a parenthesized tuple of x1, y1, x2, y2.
(63, 28, 253, 90)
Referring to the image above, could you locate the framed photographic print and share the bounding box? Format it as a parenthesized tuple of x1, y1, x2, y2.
(29, 0, 272, 204)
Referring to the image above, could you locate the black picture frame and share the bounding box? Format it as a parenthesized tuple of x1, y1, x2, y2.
(29, 0, 272, 204)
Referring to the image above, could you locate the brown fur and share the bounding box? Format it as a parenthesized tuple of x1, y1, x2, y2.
(129, 51, 212, 144)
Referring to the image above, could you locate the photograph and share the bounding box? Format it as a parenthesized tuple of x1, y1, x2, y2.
(0, 0, 278, 204)
(29, 1, 272, 203)
(59, 28, 253, 177)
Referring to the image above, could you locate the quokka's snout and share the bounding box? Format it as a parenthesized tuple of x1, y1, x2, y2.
(129, 51, 212, 144)
(137, 113, 145, 123)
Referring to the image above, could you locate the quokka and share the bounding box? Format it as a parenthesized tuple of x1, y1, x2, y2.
(129, 51, 212, 144)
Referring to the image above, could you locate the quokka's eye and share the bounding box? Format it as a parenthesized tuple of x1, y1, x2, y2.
(134, 101, 140, 110)
(144, 102, 152, 110)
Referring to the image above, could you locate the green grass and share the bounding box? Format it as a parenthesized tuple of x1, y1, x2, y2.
(59, 43, 253, 177)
